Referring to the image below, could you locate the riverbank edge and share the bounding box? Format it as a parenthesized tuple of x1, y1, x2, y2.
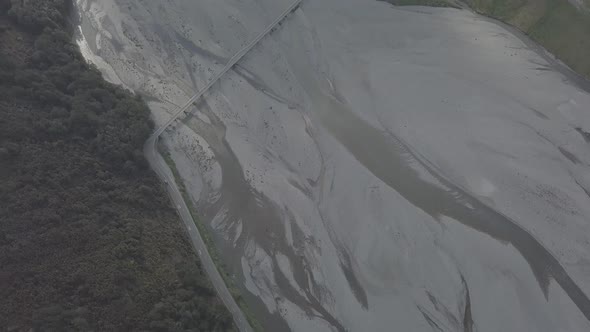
(381, 0, 590, 81)
(158, 140, 264, 332)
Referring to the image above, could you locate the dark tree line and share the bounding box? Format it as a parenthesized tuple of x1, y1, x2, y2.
(0, 0, 234, 330)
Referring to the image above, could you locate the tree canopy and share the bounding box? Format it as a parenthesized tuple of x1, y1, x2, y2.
(0, 0, 235, 330)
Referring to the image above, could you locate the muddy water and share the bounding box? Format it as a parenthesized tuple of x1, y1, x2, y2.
(196, 7, 590, 328)
(75, 0, 590, 330)
(312, 82, 590, 321)
(185, 100, 345, 331)
(282, 33, 590, 319)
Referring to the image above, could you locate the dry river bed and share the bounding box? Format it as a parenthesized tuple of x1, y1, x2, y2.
(76, 0, 590, 330)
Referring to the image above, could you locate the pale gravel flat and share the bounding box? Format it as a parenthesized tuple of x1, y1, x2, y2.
(76, 0, 590, 330)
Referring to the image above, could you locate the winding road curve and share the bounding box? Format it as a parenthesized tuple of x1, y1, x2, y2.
(144, 1, 302, 331)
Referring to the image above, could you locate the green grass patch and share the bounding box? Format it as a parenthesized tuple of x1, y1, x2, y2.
(159, 143, 263, 332)
(527, 0, 590, 77)
(392, 0, 590, 79)
(463, 0, 590, 79)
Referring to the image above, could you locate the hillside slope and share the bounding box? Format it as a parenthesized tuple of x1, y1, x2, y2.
(384, 0, 590, 79)
(0, 0, 234, 330)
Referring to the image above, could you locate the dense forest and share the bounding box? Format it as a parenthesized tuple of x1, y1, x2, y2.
(0, 0, 234, 330)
